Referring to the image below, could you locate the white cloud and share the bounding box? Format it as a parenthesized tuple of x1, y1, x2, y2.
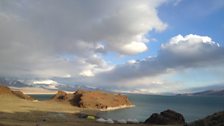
(161, 34, 222, 58)
(79, 70, 94, 77)
(33, 80, 58, 85)
(167, 34, 213, 44)
(128, 60, 137, 64)
(120, 41, 148, 55)
(0, 0, 167, 80)
(89, 34, 224, 92)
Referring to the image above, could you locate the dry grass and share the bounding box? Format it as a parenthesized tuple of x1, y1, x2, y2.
(0, 94, 80, 113)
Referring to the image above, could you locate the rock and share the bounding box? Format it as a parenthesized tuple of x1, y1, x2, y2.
(117, 119, 127, 124)
(188, 111, 224, 126)
(144, 109, 185, 125)
(52, 91, 69, 101)
(127, 119, 139, 124)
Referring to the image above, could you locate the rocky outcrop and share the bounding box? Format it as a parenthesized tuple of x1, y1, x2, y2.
(188, 111, 224, 126)
(76, 90, 133, 109)
(52, 90, 70, 101)
(144, 109, 185, 125)
(0, 85, 34, 100)
(52, 90, 133, 110)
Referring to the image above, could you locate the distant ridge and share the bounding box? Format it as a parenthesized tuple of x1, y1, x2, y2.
(178, 89, 224, 96)
(0, 77, 29, 87)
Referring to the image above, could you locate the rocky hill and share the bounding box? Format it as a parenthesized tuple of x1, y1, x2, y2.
(52, 90, 133, 110)
(0, 85, 13, 94)
(0, 85, 34, 100)
(188, 111, 224, 126)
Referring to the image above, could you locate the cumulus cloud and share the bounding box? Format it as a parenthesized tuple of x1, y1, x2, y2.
(2, 1, 222, 94)
(92, 34, 224, 88)
(0, 0, 167, 79)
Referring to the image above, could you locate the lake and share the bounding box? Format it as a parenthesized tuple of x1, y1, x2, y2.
(30, 93, 224, 122)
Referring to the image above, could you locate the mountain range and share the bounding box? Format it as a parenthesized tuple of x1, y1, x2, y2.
(178, 89, 224, 96)
(1, 77, 224, 96)
(0, 77, 104, 93)
(0, 77, 30, 87)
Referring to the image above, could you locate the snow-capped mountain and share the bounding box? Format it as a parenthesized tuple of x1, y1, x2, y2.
(0, 77, 30, 87)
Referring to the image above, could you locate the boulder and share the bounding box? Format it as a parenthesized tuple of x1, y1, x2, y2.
(144, 109, 185, 125)
(188, 111, 224, 126)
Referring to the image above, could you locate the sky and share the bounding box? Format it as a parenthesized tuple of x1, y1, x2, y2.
(0, 0, 224, 94)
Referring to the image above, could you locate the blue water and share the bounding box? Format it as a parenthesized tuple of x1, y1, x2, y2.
(29, 94, 54, 101)
(30, 94, 224, 122)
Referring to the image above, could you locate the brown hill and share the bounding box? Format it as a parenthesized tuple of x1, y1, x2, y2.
(52, 90, 133, 110)
(12, 90, 34, 100)
(0, 85, 13, 94)
(0, 85, 34, 100)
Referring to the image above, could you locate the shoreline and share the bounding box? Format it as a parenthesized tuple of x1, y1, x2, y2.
(99, 104, 135, 111)
(0, 93, 223, 126)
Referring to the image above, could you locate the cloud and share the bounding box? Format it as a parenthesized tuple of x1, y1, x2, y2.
(120, 41, 148, 55)
(2, 1, 222, 94)
(92, 34, 224, 89)
(79, 70, 95, 77)
(0, 0, 167, 79)
(33, 80, 58, 85)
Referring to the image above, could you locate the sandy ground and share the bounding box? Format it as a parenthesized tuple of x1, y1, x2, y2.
(0, 95, 182, 126)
